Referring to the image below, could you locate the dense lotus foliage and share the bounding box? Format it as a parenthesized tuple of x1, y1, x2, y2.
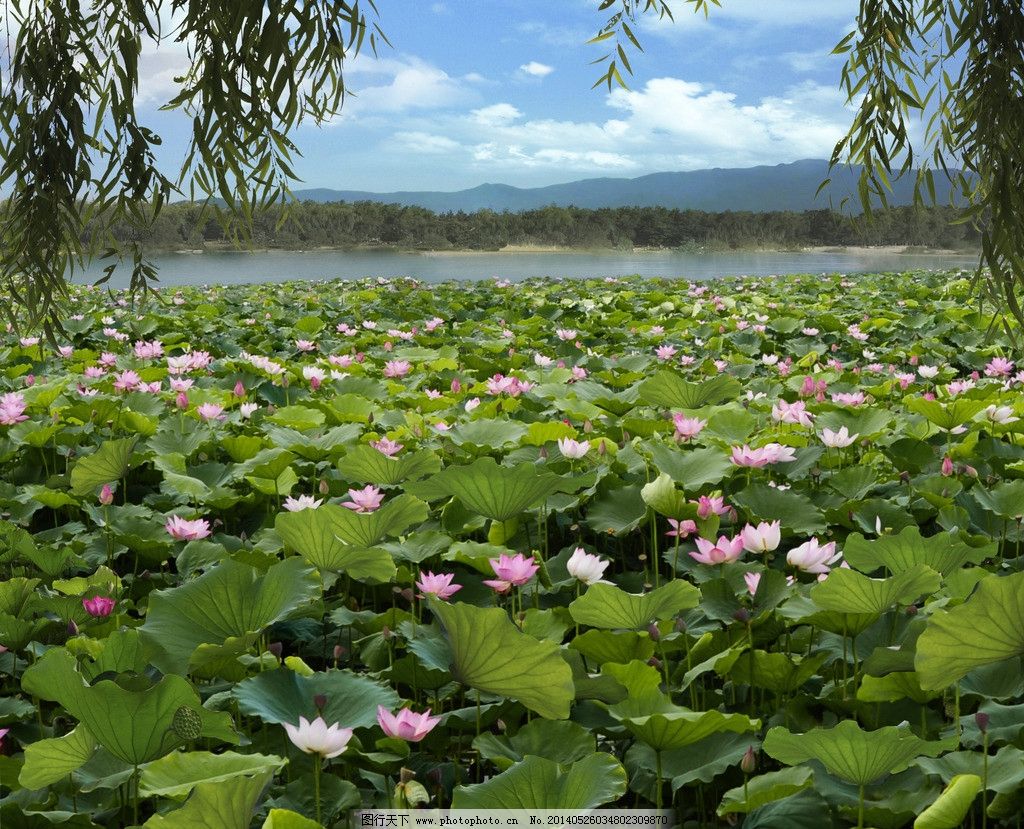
(1, 270, 1024, 827)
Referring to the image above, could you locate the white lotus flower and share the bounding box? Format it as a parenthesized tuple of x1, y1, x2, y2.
(283, 716, 353, 759)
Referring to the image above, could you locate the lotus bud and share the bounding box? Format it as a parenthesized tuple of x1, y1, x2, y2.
(268, 641, 283, 660)
(674, 617, 687, 633)
(646, 656, 662, 670)
(538, 445, 548, 460)
(384, 341, 393, 352)
(99, 484, 114, 506)
(233, 380, 245, 397)
(334, 644, 346, 661)
(313, 693, 328, 711)
(24, 374, 34, 387)
(740, 746, 757, 774)
(975, 712, 990, 733)
(319, 478, 330, 495)
(583, 419, 593, 433)
(399, 767, 417, 785)
(647, 622, 661, 642)
(381, 625, 392, 640)
(175, 392, 188, 410)
(597, 441, 607, 456)
(451, 378, 461, 393)
(906, 604, 918, 616)
(732, 608, 751, 624)
(496, 719, 507, 733)
(426, 768, 443, 786)
(66, 619, 79, 636)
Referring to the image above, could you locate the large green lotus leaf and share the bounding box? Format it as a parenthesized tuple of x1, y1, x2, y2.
(640, 473, 688, 519)
(433, 602, 574, 719)
(810, 563, 941, 614)
(857, 670, 940, 704)
(451, 753, 627, 809)
(916, 746, 1024, 794)
(647, 444, 733, 490)
(743, 789, 831, 829)
(268, 405, 326, 431)
(262, 810, 322, 829)
(973, 480, 1024, 519)
(905, 397, 988, 432)
(337, 445, 440, 487)
(140, 750, 286, 799)
(275, 505, 397, 581)
(762, 721, 954, 785)
(232, 668, 399, 729)
(638, 370, 741, 410)
(731, 484, 827, 535)
(140, 557, 321, 675)
(19, 726, 97, 789)
(728, 651, 829, 695)
(718, 766, 814, 815)
(473, 719, 596, 771)
(842, 526, 991, 576)
(69, 436, 137, 495)
(22, 648, 237, 765)
(449, 418, 528, 449)
(915, 571, 1024, 689)
(143, 770, 273, 829)
(625, 732, 752, 796)
(569, 580, 700, 630)
(913, 774, 982, 829)
(329, 493, 428, 547)
(408, 457, 568, 521)
(570, 630, 656, 666)
(584, 484, 647, 535)
(622, 710, 759, 752)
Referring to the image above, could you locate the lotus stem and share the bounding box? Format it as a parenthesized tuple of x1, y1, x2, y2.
(655, 749, 663, 810)
(314, 757, 322, 826)
(857, 782, 865, 829)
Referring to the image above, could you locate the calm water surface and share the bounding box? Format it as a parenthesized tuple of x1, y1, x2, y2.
(80, 249, 981, 289)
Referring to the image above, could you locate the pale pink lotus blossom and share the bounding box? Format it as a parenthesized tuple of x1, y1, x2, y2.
(484, 553, 539, 593)
(731, 445, 771, 468)
(416, 571, 462, 600)
(690, 535, 745, 565)
(666, 518, 698, 539)
(342, 485, 384, 513)
(772, 399, 814, 427)
(296, 339, 316, 352)
(673, 415, 706, 440)
(465, 397, 481, 412)
(985, 404, 1020, 425)
(743, 571, 762, 596)
(113, 370, 141, 393)
(566, 547, 611, 585)
(831, 391, 865, 406)
(377, 706, 441, 742)
(197, 403, 225, 422)
(165, 515, 211, 541)
(821, 426, 858, 448)
(986, 357, 1015, 377)
(329, 354, 354, 368)
(946, 379, 975, 396)
(303, 366, 326, 390)
(655, 345, 677, 361)
(283, 495, 323, 512)
(556, 328, 577, 341)
(383, 360, 411, 379)
(169, 378, 194, 392)
(787, 538, 841, 574)
(133, 340, 164, 359)
(557, 437, 590, 459)
(0, 392, 28, 425)
(19, 336, 39, 347)
(372, 437, 403, 457)
(695, 495, 731, 519)
(740, 521, 781, 553)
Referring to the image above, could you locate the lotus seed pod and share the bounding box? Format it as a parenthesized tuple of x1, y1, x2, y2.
(171, 706, 203, 740)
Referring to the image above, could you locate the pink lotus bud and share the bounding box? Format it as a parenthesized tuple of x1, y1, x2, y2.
(740, 746, 757, 774)
(646, 656, 662, 670)
(383, 341, 393, 352)
(941, 456, 954, 477)
(975, 712, 990, 733)
(647, 622, 661, 642)
(732, 608, 751, 624)
(24, 374, 35, 387)
(67, 619, 79, 636)
(268, 642, 283, 659)
(175, 392, 188, 410)
(99, 484, 114, 506)
(450, 378, 461, 393)
(355, 352, 365, 363)
(319, 478, 330, 495)
(583, 420, 593, 433)
(314, 693, 328, 711)
(333, 644, 346, 662)
(310, 376, 322, 391)
(233, 381, 245, 397)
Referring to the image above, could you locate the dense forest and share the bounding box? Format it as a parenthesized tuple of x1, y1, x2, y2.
(101, 201, 980, 252)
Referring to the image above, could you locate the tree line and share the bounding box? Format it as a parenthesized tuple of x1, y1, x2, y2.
(98, 201, 980, 253)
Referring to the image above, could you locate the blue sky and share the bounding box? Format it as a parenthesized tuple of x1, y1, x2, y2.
(137, 0, 865, 192)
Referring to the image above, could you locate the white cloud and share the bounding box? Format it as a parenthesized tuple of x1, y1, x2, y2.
(471, 103, 522, 127)
(342, 56, 472, 115)
(519, 61, 554, 78)
(391, 131, 463, 154)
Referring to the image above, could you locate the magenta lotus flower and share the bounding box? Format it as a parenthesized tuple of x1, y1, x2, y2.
(416, 571, 462, 600)
(165, 515, 212, 541)
(371, 437, 403, 456)
(283, 716, 353, 759)
(666, 518, 698, 539)
(690, 535, 745, 565)
(82, 596, 116, 618)
(672, 415, 706, 440)
(484, 553, 539, 593)
(740, 521, 781, 553)
(787, 538, 841, 574)
(0, 392, 28, 425)
(377, 706, 441, 742)
(341, 485, 384, 513)
(99, 484, 115, 506)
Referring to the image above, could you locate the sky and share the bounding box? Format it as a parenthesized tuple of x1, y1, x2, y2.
(135, 0, 866, 192)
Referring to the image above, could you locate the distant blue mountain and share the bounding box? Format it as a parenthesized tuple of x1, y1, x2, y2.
(292, 159, 958, 213)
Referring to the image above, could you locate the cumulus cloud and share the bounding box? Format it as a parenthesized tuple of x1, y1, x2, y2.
(518, 61, 554, 78)
(471, 103, 522, 127)
(343, 56, 471, 114)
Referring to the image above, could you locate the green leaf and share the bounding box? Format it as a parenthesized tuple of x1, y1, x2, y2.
(70, 437, 137, 496)
(451, 753, 626, 808)
(731, 484, 827, 535)
(472, 719, 596, 771)
(906, 397, 987, 431)
(330, 494, 428, 547)
(433, 602, 575, 719)
(647, 444, 733, 489)
(337, 446, 440, 487)
(640, 473, 688, 518)
(275, 505, 398, 581)
(262, 810, 322, 829)
(19, 726, 96, 789)
(974, 480, 1024, 519)
(268, 405, 325, 431)
(762, 721, 953, 785)
(232, 668, 399, 729)
(622, 709, 759, 752)
(140, 751, 286, 799)
(718, 766, 814, 815)
(140, 557, 320, 675)
(843, 526, 992, 576)
(569, 581, 700, 630)
(810, 563, 941, 614)
(914, 775, 982, 829)
(409, 458, 567, 521)
(143, 770, 273, 829)
(916, 571, 1024, 689)
(638, 371, 741, 409)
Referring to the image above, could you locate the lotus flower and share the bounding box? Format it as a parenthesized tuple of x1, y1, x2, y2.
(342, 485, 384, 513)
(165, 515, 212, 541)
(82, 596, 116, 618)
(787, 538, 841, 574)
(672, 415, 706, 440)
(986, 356, 1015, 377)
(666, 518, 698, 539)
(196, 402, 225, 421)
(484, 553, 539, 593)
(283, 495, 323, 512)
(740, 521, 781, 553)
(415, 571, 462, 600)
(985, 405, 1020, 425)
(371, 437, 404, 456)
(383, 360, 411, 378)
(377, 706, 441, 742)
(283, 716, 353, 759)
(557, 437, 590, 459)
(690, 535, 744, 565)
(99, 484, 115, 506)
(820, 426, 858, 448)
(771, 399, 814, 427)
(566, 547, 611, 585)
(730, 445, 770, 468)
(743, 571, 762, 596)
(0, 392, 28, 425)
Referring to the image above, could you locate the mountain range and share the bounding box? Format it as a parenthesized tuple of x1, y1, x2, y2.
(291, 159, 957, 214)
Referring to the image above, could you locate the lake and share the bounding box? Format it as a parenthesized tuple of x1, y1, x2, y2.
(79, 248, 982, 289)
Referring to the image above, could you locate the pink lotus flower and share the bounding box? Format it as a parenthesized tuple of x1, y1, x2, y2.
(740, 521, 781, 553)
(761, 443, 797, 464)
(133, 340, 164, 359)
(342, 485, 384, 513)
(731, 445, 770, 468)
(377, 706, 441, 742)
(771, 399, 814, 427)
(82, 596, 116, 618)
(383, 360, 412, 378)
(787, 538, 841, 574)
(169, 378, 194, 392)
(743, 571, 762, 596)
(113, 370, 141, 393)
(295, 339, 316, 352)
(666, 518, 698, 539)
(556, 328, 577, 341)
(283, 495, 323, 512)
(695, 495, 731, 519)
(99, 484, 115, 506)
(831, 391, 865, 406)
(673, 415, 707, 440)
(941, 456, 954, 476)
(557, 437, 590, 459)
(416, 571, 462, 600)
(303, 366, 326, 390)
(0, 392, 28, 425)
(655, 345, 677, 361)
(820, 427, 858, 448)
(986, 357, 1015, 377)
(197, 402, 225, 422)
(371, 437, 404, 457)
(690, 535, 745, 566)
(240, 402, 259, 418)
(165, 515, 212, 541)
(484, 553, 539, 593)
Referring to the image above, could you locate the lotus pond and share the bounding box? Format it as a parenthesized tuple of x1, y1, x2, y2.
(0, 269, 1023, 828)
